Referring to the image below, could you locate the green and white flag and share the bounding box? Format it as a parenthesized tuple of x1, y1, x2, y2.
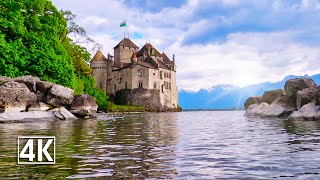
(120, 20, 126, 27)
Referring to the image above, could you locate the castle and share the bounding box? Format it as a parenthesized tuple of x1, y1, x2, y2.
(90, 38, 178, 109)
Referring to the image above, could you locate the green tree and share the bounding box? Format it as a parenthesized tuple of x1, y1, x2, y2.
(0, 0, 75, 86)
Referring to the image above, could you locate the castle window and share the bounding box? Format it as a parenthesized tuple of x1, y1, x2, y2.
(169, 83, 171, 90)
(162, 85, 164, 93)
(169, 73, 171, 78)
(138, 82, 143, 88)
(153, 82, 157, 89)
(160, 71, 163, 79)
(138, 70, 144, 76)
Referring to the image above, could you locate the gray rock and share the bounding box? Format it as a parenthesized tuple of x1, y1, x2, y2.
(45, 84, 74, 107)
(13, 75, 40, 92)
(59, 107, 77, 120)
(289, 102, 320, 121)
(0, 111, 56, 123)
(262, 89, 284, 104)
(51, 107, 77, 120)
(296, 88, 318, 109)
(35, 91, 45, 102)
(284, 78, 317, 99)
(245, 96, 296, 118)
(244, 96, 263, 110)
(36, 81, 54, 95)
(28, 102, 51, 111)
(70, 94, 98, 117)
(0, 76, 11, 84)
(244, 103, 268, 117)
(0, 81, 37, 112)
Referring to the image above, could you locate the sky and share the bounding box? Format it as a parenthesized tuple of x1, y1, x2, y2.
(51, 0, 320, 91)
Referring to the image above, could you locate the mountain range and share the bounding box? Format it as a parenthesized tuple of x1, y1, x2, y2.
(179, 74, 320, 110)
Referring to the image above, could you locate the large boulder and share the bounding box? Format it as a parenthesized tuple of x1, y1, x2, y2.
(45, 84, 74, 107)
(244, 96, 263, 110)
(36, 80, 54, 95)
(13, 75, 40, 92)
(0, 111, 56, 123)
(50, 107, 77, 120)
(315, 88, 320, 105)
(245, 96, 296, 118)
(263, 96, 296, 117)
(289, 103, 320, 121)
(0, 76, 11, 84)
(262, 89, 284, 104)
(296, 88, 318, 109)
(284, 78, 317, 99)
(69, 94, 98, 117)
(244, 103, 268, 117)
(0, 81, 37, 112)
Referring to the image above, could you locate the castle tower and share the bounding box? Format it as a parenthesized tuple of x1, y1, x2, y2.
(90, 50, 108, 91)
(113, 38, 139, 67)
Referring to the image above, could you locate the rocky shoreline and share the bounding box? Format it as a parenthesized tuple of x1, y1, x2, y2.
(0, 76, 98, 123)
(244, 77, 320, 120)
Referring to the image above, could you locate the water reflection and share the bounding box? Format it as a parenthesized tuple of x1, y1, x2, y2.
(0, 113, 179, 179)
(0, 111, 319, 179)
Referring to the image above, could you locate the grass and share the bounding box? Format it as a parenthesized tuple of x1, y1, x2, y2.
(106, 103, 148, 113)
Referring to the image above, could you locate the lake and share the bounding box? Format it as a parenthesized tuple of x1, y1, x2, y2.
(0, 111, 320, 179)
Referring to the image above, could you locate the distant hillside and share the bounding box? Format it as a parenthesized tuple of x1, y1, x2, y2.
(179, 74, 320, 110)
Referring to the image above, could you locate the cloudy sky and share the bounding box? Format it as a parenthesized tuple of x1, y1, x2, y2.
(51, 0, 320, 91)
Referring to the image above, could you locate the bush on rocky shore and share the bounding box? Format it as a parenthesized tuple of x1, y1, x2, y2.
(244, 77, 320, 120)
(0, 76, 98, 122)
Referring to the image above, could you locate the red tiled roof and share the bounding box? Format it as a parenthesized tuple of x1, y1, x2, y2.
(114, 38, 139, 49)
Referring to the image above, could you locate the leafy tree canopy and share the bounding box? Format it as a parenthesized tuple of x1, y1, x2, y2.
(0, 0, 74, 86)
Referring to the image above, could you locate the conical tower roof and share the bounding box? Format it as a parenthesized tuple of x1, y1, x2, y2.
(91, 50, 107, 62)
(114, 38, 139, 49)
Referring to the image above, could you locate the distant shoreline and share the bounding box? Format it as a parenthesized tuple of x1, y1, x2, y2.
(183, 109, 244, 112)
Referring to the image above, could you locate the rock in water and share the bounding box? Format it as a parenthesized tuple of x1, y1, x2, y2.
(245, 96, 296, 118)
(244, 103, 268, 117)
(50, 107, 77, 120)
(284, 78, 317, 99)
(289, 102, 320, 121)
(0, 81, 37, 112)
(70, 94, 98, 117)
(45, 84, 74, 107)
(13, 75, 40, 92)
(0, 111, 56, 123)
(296, 88, 318, 109)
(262, 89, 284, 104)
(244, 96, 263, 110)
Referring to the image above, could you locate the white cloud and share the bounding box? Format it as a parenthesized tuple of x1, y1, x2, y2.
(51, 0, 320, 91)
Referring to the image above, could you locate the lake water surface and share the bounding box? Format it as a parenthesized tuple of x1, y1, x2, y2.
(0, 111, 320, 179)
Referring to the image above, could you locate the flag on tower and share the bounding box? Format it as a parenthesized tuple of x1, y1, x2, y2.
(120, 20, 126, 27)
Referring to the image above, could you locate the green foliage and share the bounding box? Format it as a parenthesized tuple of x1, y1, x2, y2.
(107, 104, 148, 113)
(72, 75, 109, 109)
(0, 0, 75, 87)
(0, 1, 110, 110)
